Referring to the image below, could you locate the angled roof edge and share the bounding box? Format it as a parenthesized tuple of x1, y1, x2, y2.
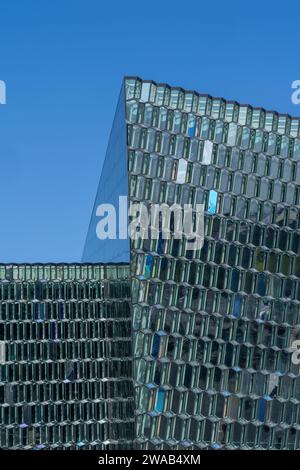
(123, 75, 300, 121)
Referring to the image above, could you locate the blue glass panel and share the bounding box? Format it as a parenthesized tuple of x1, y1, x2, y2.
(257, 395, 271, 422)
(231, 270, 239, 292)
(151, 333, 160, 359)
(82, 82, 129, 263)
(155, 388, 165, 412)
(233, 297, 242, 318)
(188, 118, 196, 137)
(208, 190, 218, 214)
(257, 397, 267, 422)
(257, 273, 267, 296)
(157, 233, 165, 254)
(144, 254, 154, 278)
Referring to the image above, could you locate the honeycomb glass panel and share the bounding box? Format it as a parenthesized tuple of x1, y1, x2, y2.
(0, 264, 134, 450)
(122, 78, 300, 450)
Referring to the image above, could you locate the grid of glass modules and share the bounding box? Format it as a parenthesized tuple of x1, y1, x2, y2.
(125, 77, 300, 449)
(0, 264, 134, 449)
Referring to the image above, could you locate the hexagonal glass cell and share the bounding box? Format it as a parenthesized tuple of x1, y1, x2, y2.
(208, 190, 218, 214)
(175, 158, 188, 184)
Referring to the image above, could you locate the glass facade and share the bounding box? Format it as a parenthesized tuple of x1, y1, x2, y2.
(82, 85, 130, 263)
(124, 78, 300, 450)
(3, 77, 300, 450)
(0, 264, 134, 449)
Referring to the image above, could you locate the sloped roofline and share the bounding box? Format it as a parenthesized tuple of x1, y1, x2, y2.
(124, 75, 299, 121)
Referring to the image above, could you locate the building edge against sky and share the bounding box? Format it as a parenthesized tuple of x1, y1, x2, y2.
(82, 75, 300, 265)
(81, 76, 300, 449)
(82, 82, 130, 264)
(1, 76, 300, 449)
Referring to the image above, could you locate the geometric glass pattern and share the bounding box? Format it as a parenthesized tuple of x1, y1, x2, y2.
(0, 264, 134, 449)
(124, 77, 300, 450)
(3, 76, 300, 450)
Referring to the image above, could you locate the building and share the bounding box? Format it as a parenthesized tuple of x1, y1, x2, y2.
(83, 77, 300, 450)
(0, 263, 134, 449)
(2, 77, 300, 450)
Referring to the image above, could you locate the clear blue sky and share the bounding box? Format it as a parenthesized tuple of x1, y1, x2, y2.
(0, 0, 299, 262)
